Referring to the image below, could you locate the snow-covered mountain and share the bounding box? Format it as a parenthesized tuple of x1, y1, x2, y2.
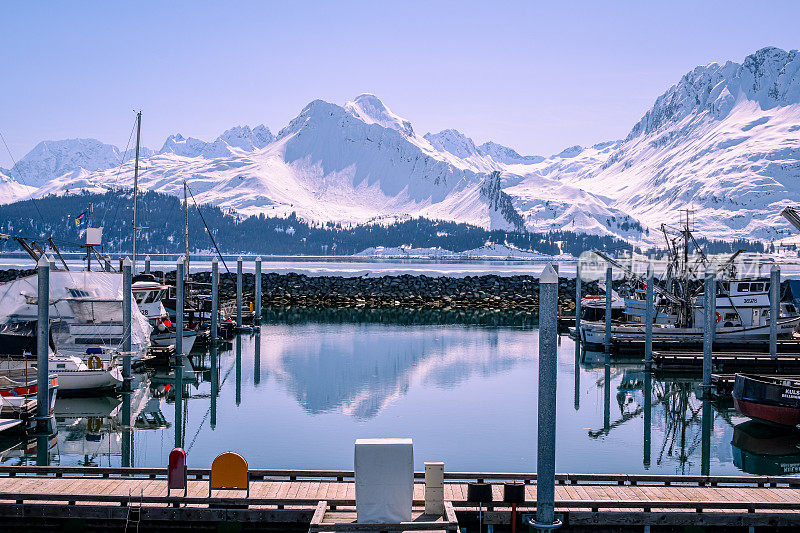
(6, 46, 800, 244)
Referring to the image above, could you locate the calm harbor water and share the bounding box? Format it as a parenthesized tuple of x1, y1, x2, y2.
(4, 307, 792, 476)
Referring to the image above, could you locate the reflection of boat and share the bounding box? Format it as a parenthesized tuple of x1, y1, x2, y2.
(732, 374, 800, 427)
(732, 420, 800, 475)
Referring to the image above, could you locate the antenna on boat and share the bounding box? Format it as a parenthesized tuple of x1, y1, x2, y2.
(132, 111, 142, 273)
(184, 180, 190, 276)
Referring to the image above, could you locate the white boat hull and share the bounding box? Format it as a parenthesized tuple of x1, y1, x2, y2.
(151, 330, 197, 353)
(580, 316, 800, 345)
(54, 367, 123, 393)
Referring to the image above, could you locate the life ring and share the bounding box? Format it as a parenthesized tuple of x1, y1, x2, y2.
(87, 417, 102, 433)
(87, 354, 103, 370)
(715, 312, 721, 323)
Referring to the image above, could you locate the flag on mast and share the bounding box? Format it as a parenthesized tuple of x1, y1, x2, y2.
(74, 210, 88, 227)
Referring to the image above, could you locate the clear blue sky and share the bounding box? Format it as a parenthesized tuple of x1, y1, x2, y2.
(1, 1, 798, 168)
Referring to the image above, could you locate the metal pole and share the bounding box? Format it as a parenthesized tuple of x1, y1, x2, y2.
(255, 256, 262, 325)
(702, 267, 716, 389)
(771, 264, 780, 359)
(211, 257, 219, 341)
(604, 266, 612, 352)
(122, 257, 132, 385)
(145, 255, 151, 275)
(36, 255, 50, 433)
(535, 264, 559, 528)
(236, 256, 243, 328)
(176, 258, 184, 356)
(645, 264, 654, 366)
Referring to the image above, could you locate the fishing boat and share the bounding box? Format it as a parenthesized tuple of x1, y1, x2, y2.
(732, 373, 800, 427)
(576, 211, 800, 347)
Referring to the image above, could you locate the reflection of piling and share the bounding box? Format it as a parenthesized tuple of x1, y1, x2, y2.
(210, 344, 218, 429)
(604, 354, 610, 431)
(254, 330, 261, 385)
(236, 257, 243, 328)
(211, 258, 219, 341)
(771, 265, 780, 359)
(235, 336, 242, 406)
(701, 400, 712, 477)
(174, 363, 183, 449)
(604, 267, 612, 352)
(573, 343, 580, 411)
(255, 257, 262, 326)
(535, 264, 559, 529)
(122, 258, 132, 385)
(645, 264, 654, 367)
(36, 256, 51, 436)
(643, 372, 652, 469)
(121, 391, 132, 468)
(176, 258, 185, 356)
(702, 267, 716, 389)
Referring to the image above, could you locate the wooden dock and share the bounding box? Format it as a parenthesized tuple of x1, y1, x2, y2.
(611, 337, 800, 355)
(0, 466, 800, 530)
(653, 351, 800, 373)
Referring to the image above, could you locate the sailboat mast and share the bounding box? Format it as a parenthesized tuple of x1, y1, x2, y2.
(184, 181, 189, 274)
(132, 111, 142, 273)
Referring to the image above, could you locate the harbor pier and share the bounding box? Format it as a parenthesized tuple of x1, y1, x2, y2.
(1, 467, 800, 531)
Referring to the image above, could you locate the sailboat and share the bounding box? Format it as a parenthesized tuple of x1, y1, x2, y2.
(128, 113, 197, 353)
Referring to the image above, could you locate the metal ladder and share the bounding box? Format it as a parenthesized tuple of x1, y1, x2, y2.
(124, 489, 143, 533)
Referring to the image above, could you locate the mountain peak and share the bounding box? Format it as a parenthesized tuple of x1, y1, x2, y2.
(11, 138, 123, 183)
(344, 93, 414, 136)
(628, 46, 800, 139)
(424, 129, 479, 159)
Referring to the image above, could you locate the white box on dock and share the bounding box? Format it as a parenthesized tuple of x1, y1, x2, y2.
(354, 438, 413, 523)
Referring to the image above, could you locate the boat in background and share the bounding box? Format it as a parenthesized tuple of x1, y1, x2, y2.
(732, 374, 800, 427)
(132, 273, 198, 352)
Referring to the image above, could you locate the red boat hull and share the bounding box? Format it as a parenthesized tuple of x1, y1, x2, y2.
(734, 397, 800, 427)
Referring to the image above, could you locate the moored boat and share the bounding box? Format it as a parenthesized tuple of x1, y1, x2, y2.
(732, 373, 800, 427)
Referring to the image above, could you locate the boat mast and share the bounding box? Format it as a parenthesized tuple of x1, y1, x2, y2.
(184, 180, 189, 275)
(132, 111, 142, 273)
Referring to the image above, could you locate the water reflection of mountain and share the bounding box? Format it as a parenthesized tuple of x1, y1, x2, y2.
(262, 306, 537, 329)
(260, 321, 532, 420)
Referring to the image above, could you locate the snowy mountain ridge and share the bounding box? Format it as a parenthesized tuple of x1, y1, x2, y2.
(4, 47, 800, 245)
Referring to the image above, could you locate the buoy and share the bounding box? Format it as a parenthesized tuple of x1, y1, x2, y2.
(164, 319, 172, 328)
(87, 354, 102, 370)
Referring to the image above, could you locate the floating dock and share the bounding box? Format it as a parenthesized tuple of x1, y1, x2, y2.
(652, 351, 800, 373)
(0, 466, 799, 530)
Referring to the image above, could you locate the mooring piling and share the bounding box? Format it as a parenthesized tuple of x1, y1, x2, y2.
(211, 257, 219, 341)
(535, 263, 559, 529)
(176, 258, 184, 356)
(702, 267, 716, 389)
(104, 257, 111, 272)
(36, 255, 51, 435)
(771, 264, 780, 359)
(604, 266, 612, 352)
(144, 255, 151, 275)
(122, 257, 132, 386)
(255, 256, 262, 326)
(236, 256, 243, 328)
(645, 264, 654, 367)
